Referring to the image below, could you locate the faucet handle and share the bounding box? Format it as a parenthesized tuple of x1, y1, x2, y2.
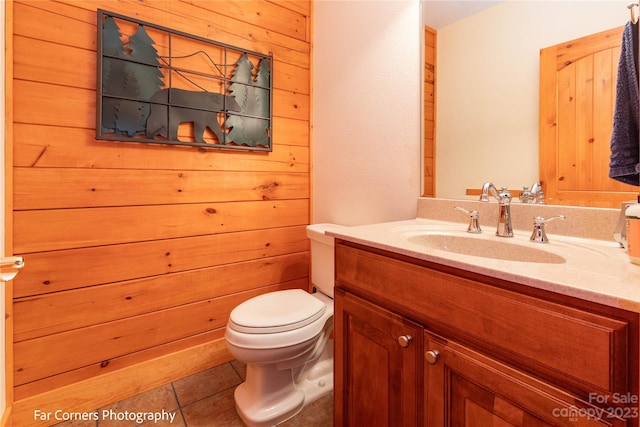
(519, 186, 533, 203)
(498, 187, 512, 203)
(533, 215, 565, 225)
(454, 207, 482, 234)
(530, 215, 565, 243)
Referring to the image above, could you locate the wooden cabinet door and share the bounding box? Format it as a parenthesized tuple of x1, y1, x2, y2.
(334, 288, 423, 427)
(424, 332, 628, 426)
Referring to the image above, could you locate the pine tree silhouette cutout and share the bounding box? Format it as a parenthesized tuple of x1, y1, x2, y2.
(101, 16, 125, 134)
(100, 17, 164, 136)
(127, 25, 164, 100)
(226, 55, 271, 147)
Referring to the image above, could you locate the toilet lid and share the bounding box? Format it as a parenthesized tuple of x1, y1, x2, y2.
(229, 289, 326, 334)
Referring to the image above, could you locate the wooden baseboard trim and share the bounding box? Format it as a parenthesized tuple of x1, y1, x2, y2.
(11, 337, 232, 427)
(1, 406, 11, 427)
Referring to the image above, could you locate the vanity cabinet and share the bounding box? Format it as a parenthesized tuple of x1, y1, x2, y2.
(424, 333, 626, 426)
(334, 240, 638, 426)
(334, 288, 423, 427)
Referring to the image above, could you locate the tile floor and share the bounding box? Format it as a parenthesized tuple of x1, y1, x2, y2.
(50, 360, 333, 427)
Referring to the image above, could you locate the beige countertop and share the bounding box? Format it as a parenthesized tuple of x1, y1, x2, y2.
(328, 217, 640, 313)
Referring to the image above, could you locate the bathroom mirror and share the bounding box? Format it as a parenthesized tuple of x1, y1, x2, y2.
(422, 0, 639, 206)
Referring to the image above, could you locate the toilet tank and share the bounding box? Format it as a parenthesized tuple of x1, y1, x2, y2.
(306, 223, 345, 298)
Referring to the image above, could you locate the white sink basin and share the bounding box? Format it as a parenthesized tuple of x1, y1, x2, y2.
(407, 233, 567, 264)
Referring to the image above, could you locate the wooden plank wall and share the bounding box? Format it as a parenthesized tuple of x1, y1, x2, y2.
(8, 0, 311, 419)
(423, 26, 436, 197)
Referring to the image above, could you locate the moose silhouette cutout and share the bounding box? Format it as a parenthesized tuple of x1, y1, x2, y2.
(146, 88, 241, 144)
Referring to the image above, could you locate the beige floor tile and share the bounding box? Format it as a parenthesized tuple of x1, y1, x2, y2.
(280, 393, 334, 427)
(173, 363, 242, 408)
(229, 360, 246, 381)
(138, 410, 185, 427)
(180, 388, 244, 427)
(98, 384, 178, 427)
(51, 417, 97, 427)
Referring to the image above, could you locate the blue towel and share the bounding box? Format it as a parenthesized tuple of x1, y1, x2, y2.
(609, 21, 640, 186)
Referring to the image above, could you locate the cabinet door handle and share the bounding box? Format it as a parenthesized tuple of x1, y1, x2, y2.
(397, 335, 413, 348)
(424, 350, 440, 364)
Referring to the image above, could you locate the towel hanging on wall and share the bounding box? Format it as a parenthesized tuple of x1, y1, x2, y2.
(609, 20, 640, 186)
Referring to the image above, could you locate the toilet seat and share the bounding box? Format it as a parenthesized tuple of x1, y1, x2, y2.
(226, 290, 334, 350)
(229, 289, 327, 334)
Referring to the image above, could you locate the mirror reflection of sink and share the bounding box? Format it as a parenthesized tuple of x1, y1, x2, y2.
(407, 233, 567, 264)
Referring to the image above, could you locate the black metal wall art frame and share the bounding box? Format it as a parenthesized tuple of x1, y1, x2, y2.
(96, 9, 273, 151)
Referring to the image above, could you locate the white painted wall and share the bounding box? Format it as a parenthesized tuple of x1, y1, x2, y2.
(312, 0, 422, 226)
(435, 1, 630, 199)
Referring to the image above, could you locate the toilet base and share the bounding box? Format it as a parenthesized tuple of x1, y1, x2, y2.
(295, 340, 333, 406)
(234, 342, 334, 427)
(234, 381, 304, 427)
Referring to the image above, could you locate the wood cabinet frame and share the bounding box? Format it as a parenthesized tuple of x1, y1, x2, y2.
(335, 240, 640, 426)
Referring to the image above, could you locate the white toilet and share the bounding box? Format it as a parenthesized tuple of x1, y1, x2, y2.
(225, 223, 343, 427)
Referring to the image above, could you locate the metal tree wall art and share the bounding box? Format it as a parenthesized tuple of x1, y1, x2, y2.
(96, 10, 273, 151)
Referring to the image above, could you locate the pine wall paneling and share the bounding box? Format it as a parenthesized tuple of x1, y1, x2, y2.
(423, 26, 436, 197)
(3, 1, 16, 424)
(8, 0, 311, 424)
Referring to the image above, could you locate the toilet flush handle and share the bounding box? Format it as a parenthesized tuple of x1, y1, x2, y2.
(397, 335, 413, 348)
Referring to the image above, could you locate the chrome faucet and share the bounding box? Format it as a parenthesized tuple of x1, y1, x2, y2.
(519, 182, 545, 204)
(479, 182, 514, 237)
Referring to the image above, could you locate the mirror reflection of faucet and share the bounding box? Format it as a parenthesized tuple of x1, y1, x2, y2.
(519, 182, 545, 204)
(454, 207, 482, 234)
(1, 256, 25, 282)
(479, 182, 514, 237)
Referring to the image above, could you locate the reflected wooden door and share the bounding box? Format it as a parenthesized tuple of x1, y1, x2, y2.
(540, 26, 638, 207)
